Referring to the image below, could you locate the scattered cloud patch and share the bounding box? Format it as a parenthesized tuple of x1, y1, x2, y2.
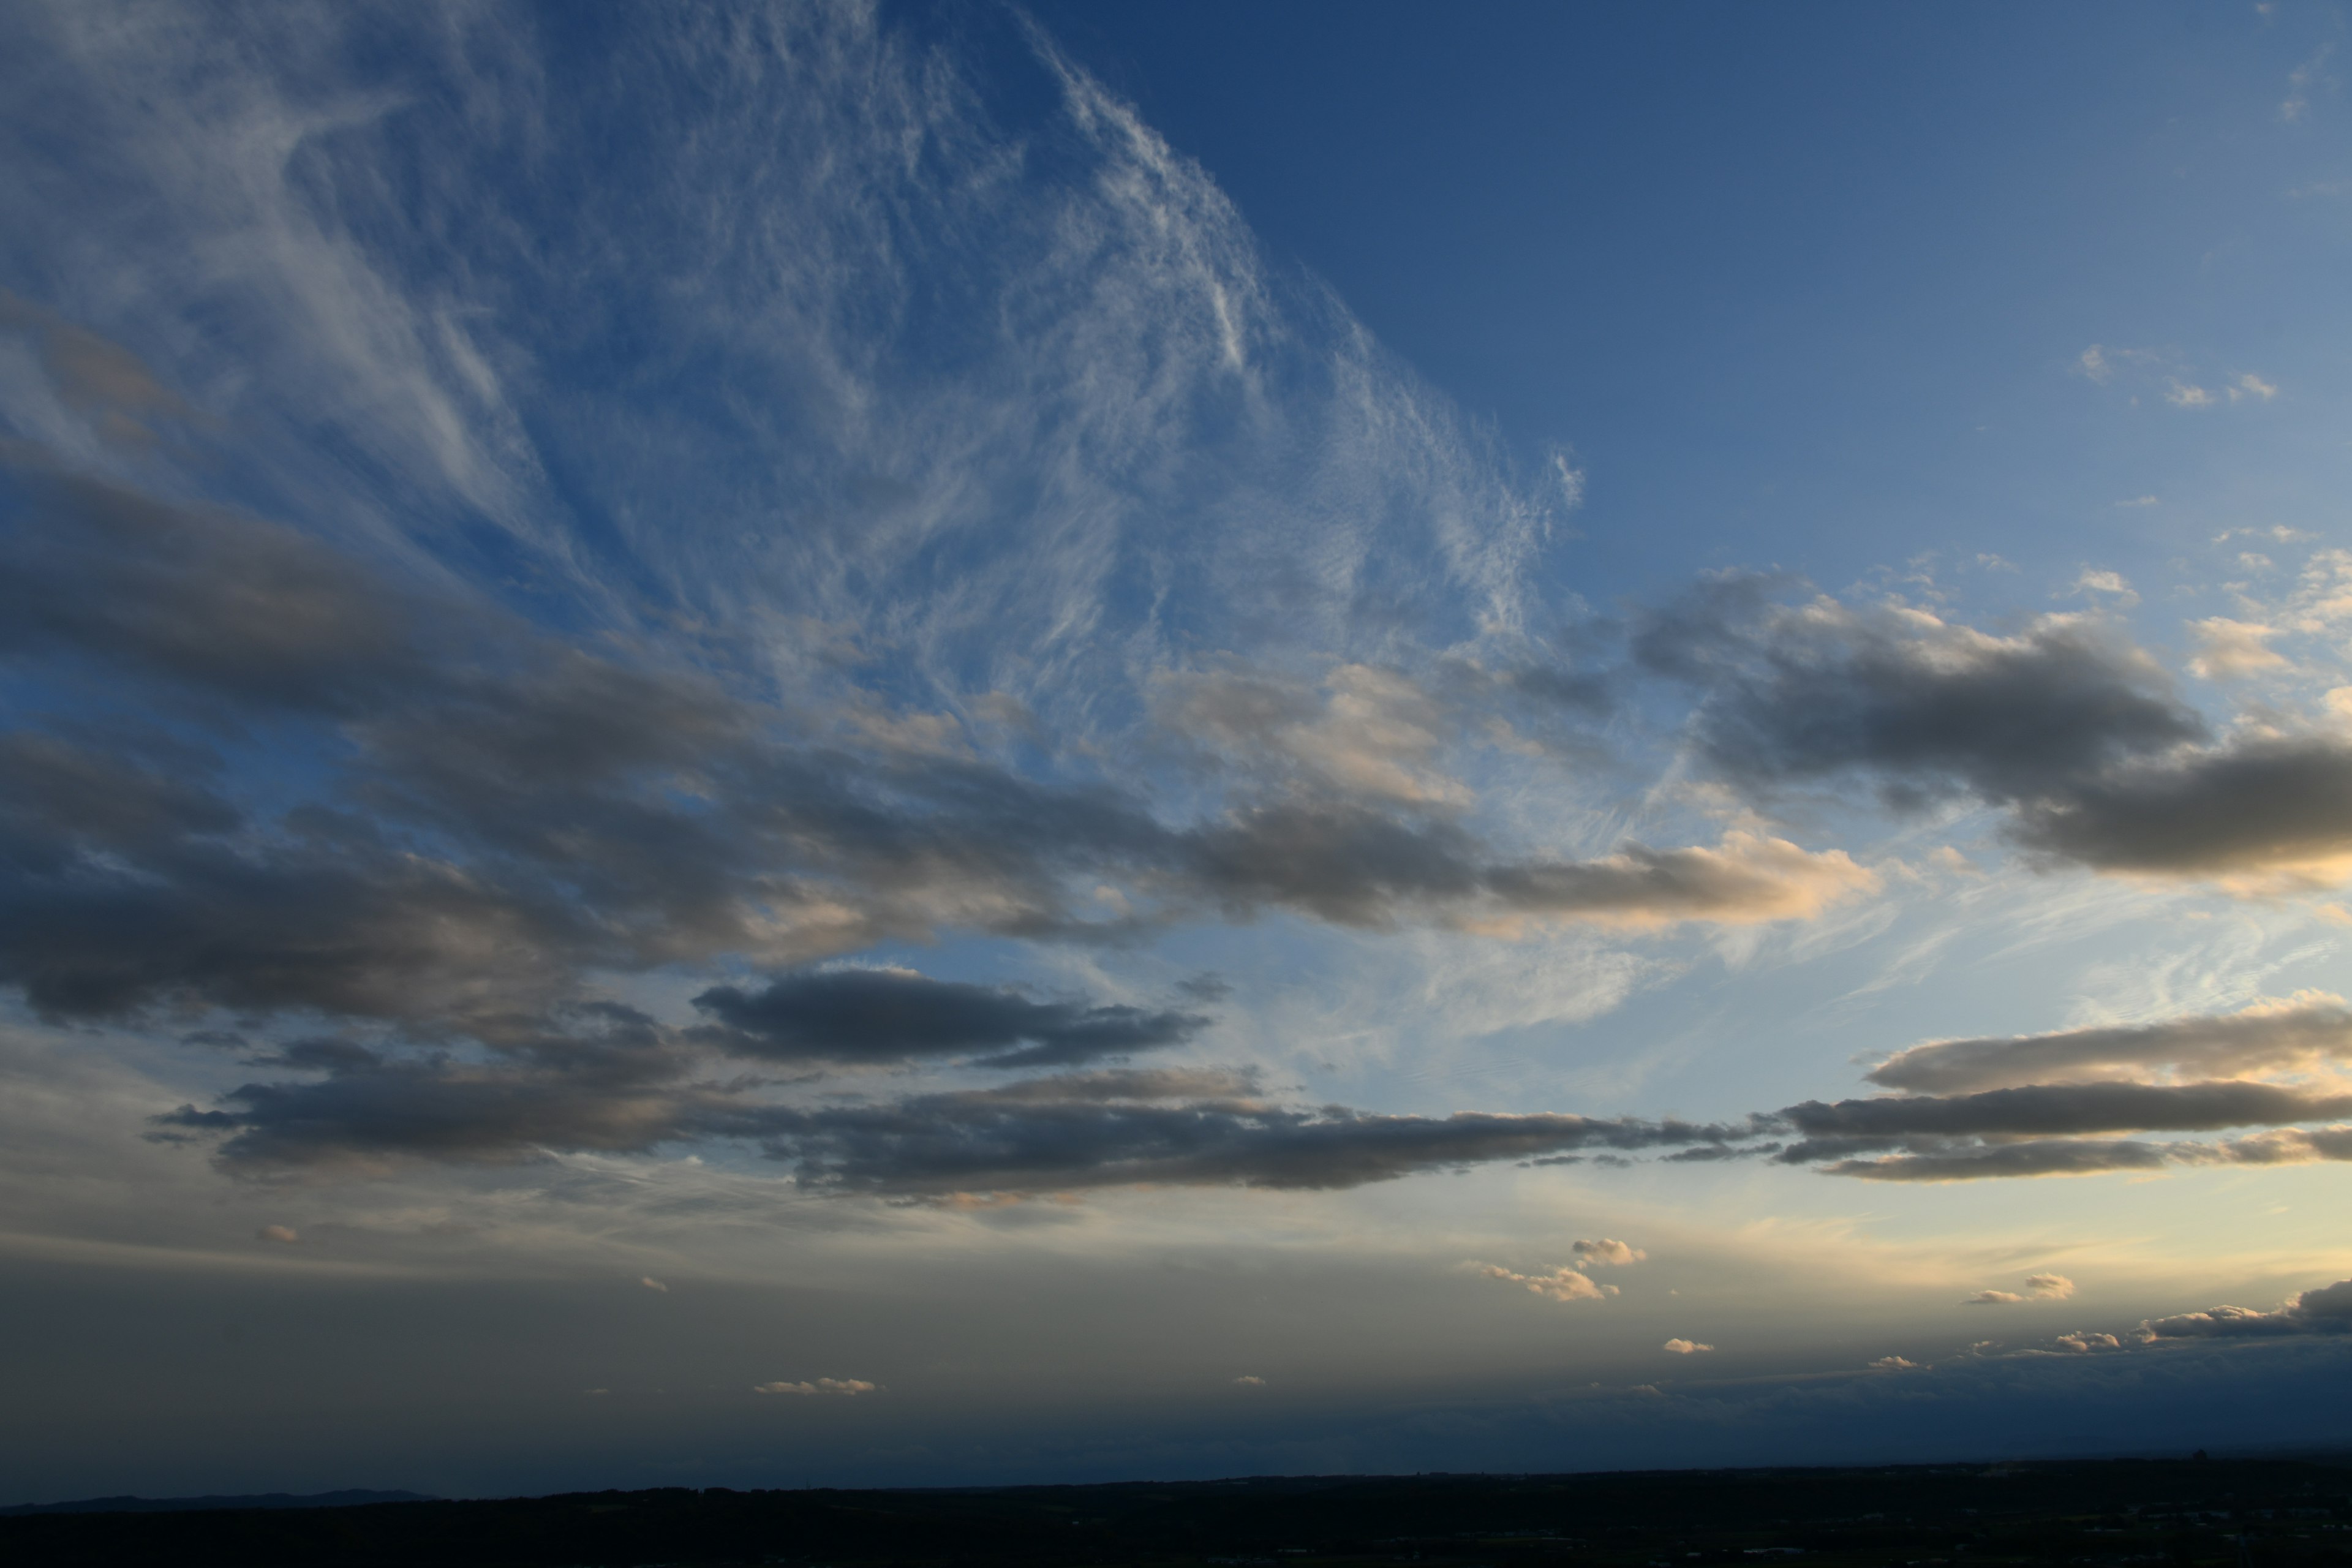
(2073, 570, 2138, 604)
(639, 1276, 668, 1293)
(753, 1378, 878, 1396)
(1571, 1237, 1646, 1267)
(257, 1224, 298, 1244)
(1662, 1338, 1713, 1355)
(2165, 380, 2214, 409)
(1479, 1264, 1616, 1303)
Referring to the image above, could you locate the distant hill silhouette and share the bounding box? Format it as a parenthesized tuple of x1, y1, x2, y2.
(1, 1490, 430, 1517)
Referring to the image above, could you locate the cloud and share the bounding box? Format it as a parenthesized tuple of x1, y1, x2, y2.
(1479, 1264, 1616, 1303)
(1155, 664, 1474, 807)
(2052, 1332, 2122, 1354)
(2006, 737, 2352, 883)
(1662, 1338, 1712, 1354)
(690, 968, 1211, 1070)
(1868, 1355, 1918, 1370)
(752, 1378, 877, 1396)
(2187, 618, 2290, 680)
(2228, 373, 2279, 404)
(1570, 1237, 1646, 1266)
(2144, 1278, 2352, 1340)
(158, 1026, 1751, 1189)
(2073, 570, 2138, 605)
(257, 1224, 298, 1244)
(1640, 579, 2352, 888)
(1817, 1139, 2171, 1182)
(0, 289, 202, 451)
(1963, 1273, 2073, 1305)
(1780, 1080, 2352, 1145)
(758, 1079, 1748, 1196)
(2165, 380, 2214, 409)
(2281, 44, 2333, 122)
(1232, 1374, 1266, 1387)
(639, 1276, 668, 1293)
(1865, 995, 2352, 1095)
(1634, 586, 2202, 810)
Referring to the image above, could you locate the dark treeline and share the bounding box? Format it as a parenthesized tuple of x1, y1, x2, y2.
(6, 1457, 2351, 1566)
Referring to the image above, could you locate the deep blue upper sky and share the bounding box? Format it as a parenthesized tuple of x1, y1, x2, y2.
(1031, 1, 2350, 595)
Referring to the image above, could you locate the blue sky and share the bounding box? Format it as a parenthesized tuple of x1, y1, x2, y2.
(2, 0, 2352, 1502)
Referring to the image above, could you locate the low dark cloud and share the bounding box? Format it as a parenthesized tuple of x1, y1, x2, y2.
(151, 1006, 710, 1175)
(691, 968, 1210, 1069)
(1759, 1001, 2352, 1182)
(752, 1077, 1748, 1194)
(1819, 1139, 2171, 1182)
(1865, 996, 2352, 1095)
(2143, 1278, 2352, 1340)
(1779, 1080, 2352, 1147)
(1626, 579, 2352, 886)
(2007, 737, 2352, 878)
(1632, 584, 2203, 809)
(156, 1041, 1751, 1190)
(0, 465, 443, 714)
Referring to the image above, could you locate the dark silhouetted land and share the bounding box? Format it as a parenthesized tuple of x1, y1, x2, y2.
(6, 1457, 2351, 1566)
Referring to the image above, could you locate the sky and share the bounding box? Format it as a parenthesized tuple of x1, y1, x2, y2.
(2, 0, 2351, 1503)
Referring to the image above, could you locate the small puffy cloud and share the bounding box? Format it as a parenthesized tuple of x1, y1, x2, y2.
(257, 1224, 298, 1244)
(753, 1378, 878, 1396)
(2054, 1332, 2122, 1354)
(1233, 1374, 1265, 1387)
(2187, 619, 2289, 680)
(1662, 1338, 1713, 1355)
(1868, 1355, 1919, 1371)
(2077, 345, 2116, 384)
(1480, 1263, 1616, 1302)
(2281, 45, 2331, 122)
(639, 1276, 668, 1293)
(2165, 379, 2214, 409)
(2073, 569, 2138, 604)
(1570, 1237, 1646, 1267)
(1964, 1290, 2027, 1306)
(2228, 374, 2279, 404)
